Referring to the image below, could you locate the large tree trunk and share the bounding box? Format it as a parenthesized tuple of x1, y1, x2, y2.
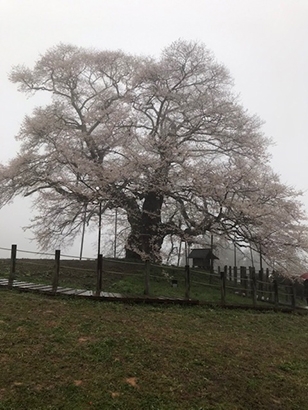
(124, 200, 143, 260)
(125, 192, 164, 262)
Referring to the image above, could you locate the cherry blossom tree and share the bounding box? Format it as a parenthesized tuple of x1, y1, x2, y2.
(1, 43, 138, 247)
(1, 40, 307, 272)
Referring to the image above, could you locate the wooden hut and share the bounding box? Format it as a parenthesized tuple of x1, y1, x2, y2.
(188, 248, 219, 270)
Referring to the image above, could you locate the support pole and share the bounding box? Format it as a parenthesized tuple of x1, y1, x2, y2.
(234, 241, 237, 268)
(79, 204, 87, 260)
(177, 240, 182, 267)
(114, 208, 118, 259)
(8, 244, 17, 289)
(97, 201, 102, 257)
(210, 234, 214, 273)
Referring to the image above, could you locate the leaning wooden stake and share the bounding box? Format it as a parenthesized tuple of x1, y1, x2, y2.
(8, 244, 17, 289)
(52, 250, 61, 293)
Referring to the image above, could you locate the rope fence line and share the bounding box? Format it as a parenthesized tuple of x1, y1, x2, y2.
(103, 258, 144, 267)
(0, 246, 96, 261)
(103, 270, 143, 277)
(150, 263, 185, 272)
(0, 246, 12, 252)
(190, 281, 220, 289)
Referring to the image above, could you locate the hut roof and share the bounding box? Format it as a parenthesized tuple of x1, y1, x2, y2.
(188, 248, 219, 260)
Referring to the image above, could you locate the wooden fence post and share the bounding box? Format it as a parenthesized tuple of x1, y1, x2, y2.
(273, 279, 279, 309)
(291, 282, 296, 310)
(233, 266, 238, 286)
(240, 266, 245, 288)
(221, 266, 226, 305)
(265, 268, 270, 296)
(52, 249, 61, 293)
(185, 264, 191, 299)
(259, 268, 264, 299)
(240, 266, 248, 296)
(209, 263, 213, 284)
(244, 267, 248, 296)
(304, 280, 308, 305)
(95, 254, 103, 296)
(250, 267, 257, 307)
(228, 266, 232, 281)
(285, 285, 289, 303)
(144, 260, 150, 296)
(8, 244, 17, 289)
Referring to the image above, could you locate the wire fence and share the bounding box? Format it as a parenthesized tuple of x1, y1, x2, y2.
(1, 244, 307, 310)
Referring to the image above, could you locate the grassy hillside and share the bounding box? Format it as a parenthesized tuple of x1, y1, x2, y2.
(1, 290, 308, 409)
(1, 258, 304, 308)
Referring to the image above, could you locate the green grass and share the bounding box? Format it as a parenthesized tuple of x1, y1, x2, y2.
(1, 290, 308, 409)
